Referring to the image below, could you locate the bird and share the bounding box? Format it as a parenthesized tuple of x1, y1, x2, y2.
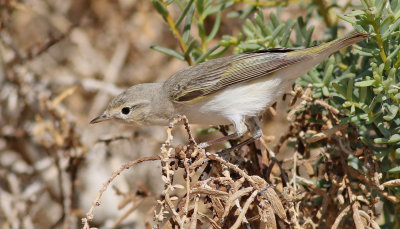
(90, 32, 370, 148)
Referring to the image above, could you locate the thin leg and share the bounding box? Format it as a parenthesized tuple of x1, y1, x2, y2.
(246, 116, 262, 140)
(198, 132, 239, 148)
(197, 117, 263, 149)
(223, 116, 263, 152)
(228, 136, 257, 151)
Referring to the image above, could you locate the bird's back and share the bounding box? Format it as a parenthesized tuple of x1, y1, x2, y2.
(163, 51, 302, 102)
(163, 32, 370, 104)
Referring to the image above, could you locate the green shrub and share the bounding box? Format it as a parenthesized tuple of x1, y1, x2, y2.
(151, 0, 400, 226)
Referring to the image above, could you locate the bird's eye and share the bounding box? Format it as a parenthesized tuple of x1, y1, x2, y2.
(121, 107, 130, 115)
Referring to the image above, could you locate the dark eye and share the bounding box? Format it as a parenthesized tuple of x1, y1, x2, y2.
(121, 107, 130, 115)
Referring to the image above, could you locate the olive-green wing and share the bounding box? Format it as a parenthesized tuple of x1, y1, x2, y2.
(164, 49, 309, 102)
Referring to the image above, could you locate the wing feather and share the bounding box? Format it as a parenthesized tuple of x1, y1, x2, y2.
(163, 50, 309, 102)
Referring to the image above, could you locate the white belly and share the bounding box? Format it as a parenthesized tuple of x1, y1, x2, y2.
(176, 73, 292, 125)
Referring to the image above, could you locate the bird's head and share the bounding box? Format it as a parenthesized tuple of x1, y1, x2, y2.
(90, 84, 158, 125)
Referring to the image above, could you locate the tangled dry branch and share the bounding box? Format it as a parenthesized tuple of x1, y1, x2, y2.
(80, 86, 400, 228)
(82, 115, 291, 228)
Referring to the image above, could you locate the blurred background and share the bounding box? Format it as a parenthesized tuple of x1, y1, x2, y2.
(0, 0, 373, 228)
(1, 1, 190, 228)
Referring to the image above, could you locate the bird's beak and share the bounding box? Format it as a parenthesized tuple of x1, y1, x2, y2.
(90, 114, 111, 124)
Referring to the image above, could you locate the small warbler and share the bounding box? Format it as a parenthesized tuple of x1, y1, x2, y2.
(90, 32, 370, 148)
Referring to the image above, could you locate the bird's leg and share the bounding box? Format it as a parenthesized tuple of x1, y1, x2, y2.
(198, 116, 263, 151)
(197, 132, 240, 148)
(225, 116, 262, 151)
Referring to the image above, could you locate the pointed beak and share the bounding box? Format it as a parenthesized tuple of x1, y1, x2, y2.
(90, 114, 111, 124)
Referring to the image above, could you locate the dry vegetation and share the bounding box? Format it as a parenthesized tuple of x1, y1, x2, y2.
(1, 0, 399, 229)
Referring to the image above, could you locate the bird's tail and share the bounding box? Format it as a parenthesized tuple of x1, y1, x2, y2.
(288, 32, 371, 58)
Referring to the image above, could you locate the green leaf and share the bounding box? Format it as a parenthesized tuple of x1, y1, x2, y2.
(388, 44, 400, 60)
(206, 11, 221, 43)
(341, 113, 368, 123)
(373, 71, 382, 82)
(150, 45, 185, 60)
(380, 15, 394, 36)
(353, 49, 374, 56)
(375, 121, 391, 138)
(183, 39, 197, 58)
(351, 104, 356, 114)
(388, 68, 396, 81)
(196, 0, 204, 16)
(360, 86, 367, 103)
(295, 23, 303, 46)
(367, 96, 379, 113)
(322, 63, 334, 85)
(383, 104, 399, 121)
(334, 73, 356, 83)
(337, 13, 357, 24)
(384, 57, 392, 71)
(373, 85, 383, 93)
(387, 166, 400, 173)
(378, 63, 385, 75)
(204, 0, 212, 13)
(300, 73, 314, 84)
(255, 10, 271, 36)
(374, 138, 388, 144)
(332, 82, 347, 97)
(244, 19, 260, 37)
(346, 10, 366, 17)
(239, 5, 256, 19)
(322, 86, 330, 97)
(270, 12, 280, 29)
(256, 7, 265, 23)
(393, 1, 400, 18)
(209, 45, 230, 58)
(280, 20, 295, 46)
(388, 134, 400, 143)
(360, 0, 370, 9)
(237, 43, 262, 51)
(305, 26, 314, 47)
(375, 0, 388, 20)
(243, 26, 255, 40)
(347, 78, 354, 101)
(355, 79, 376, 87)
(182, 5, 195, 43)
(205, 1, 234, 15)
(197, 22, 206, 40)
(195, 44, 220, 64)
(152, 0, 169, 20)
(309, 69, 322, 83)
(271, 24, 284, 43)
(175, 0, 194, 28)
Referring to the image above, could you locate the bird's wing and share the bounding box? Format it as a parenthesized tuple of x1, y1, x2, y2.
(164, 49, 309, 102)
